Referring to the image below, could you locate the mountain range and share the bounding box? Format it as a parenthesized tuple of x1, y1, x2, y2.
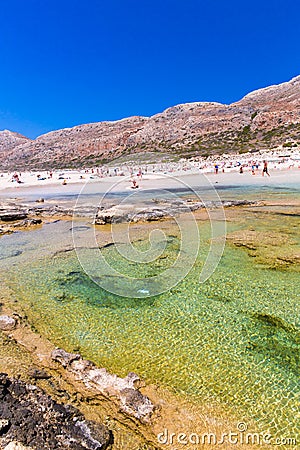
(1, 75, 299, 170)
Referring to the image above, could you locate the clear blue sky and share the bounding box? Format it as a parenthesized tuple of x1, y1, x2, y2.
(0, 0, 299, 139)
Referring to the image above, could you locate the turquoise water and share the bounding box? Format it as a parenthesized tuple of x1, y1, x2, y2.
(0, 186, 299, 441)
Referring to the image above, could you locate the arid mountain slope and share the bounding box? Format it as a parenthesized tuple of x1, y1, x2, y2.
(0, 130, 31, 157)
(1, 75, 300, 170)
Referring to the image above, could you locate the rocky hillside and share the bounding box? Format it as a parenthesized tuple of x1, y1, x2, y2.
(1, 75, 300, 170)
(0, 130, 31, 160)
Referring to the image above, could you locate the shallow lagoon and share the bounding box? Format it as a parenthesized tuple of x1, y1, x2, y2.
(0, 181, 299, 443)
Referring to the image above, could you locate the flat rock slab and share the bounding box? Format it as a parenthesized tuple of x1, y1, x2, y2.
(0, 212, 28, 222)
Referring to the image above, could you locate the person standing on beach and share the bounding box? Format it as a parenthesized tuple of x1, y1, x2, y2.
(262, 160, 270, 177)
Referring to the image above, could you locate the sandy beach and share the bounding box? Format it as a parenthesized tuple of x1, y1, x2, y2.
(1, 163, 299, 201)
(1, 153, 299, 450)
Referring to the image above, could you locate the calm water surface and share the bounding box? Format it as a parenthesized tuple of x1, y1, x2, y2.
(0, 182, 299, 440)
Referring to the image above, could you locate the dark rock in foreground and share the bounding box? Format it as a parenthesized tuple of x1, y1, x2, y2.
(0, 212, 28, 222)
(0, 373, 112, 450)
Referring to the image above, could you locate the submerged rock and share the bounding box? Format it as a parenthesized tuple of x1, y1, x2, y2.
(227, 229, 299, 269)
(252, 312, 297, 334)
(0, 249, 23, 260)
(0, 373, 111, 449)
(12, 218, 42, 228)
(27, 368, 51, 380)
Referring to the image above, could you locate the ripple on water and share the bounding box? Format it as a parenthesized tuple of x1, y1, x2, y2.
(0, 209, 299, 441)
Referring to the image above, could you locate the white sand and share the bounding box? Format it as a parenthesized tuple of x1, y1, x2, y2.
(1, 149, 299, 198)
(0, 165, 299, 201)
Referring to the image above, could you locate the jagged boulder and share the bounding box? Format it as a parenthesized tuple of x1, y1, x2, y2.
(52, 349, 155, 422)
(0, 373, 111, 450)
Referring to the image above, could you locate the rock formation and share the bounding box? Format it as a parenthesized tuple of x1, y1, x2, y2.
(0, 373, 111, 449)
(0, 198, 257, 235)
(0, 131, 31, 157)
(51, 349, 155, 423)
(0, 75, 299, 170)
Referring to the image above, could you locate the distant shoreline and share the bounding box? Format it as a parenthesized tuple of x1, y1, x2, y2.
(1, 144, 300, 194)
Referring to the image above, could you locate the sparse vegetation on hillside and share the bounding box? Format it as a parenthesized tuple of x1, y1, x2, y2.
(1, 76, 299, 170)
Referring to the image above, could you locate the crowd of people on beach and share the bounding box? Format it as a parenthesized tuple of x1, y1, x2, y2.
(212, 159, 271, 176)
(0, 149, 299, 189)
